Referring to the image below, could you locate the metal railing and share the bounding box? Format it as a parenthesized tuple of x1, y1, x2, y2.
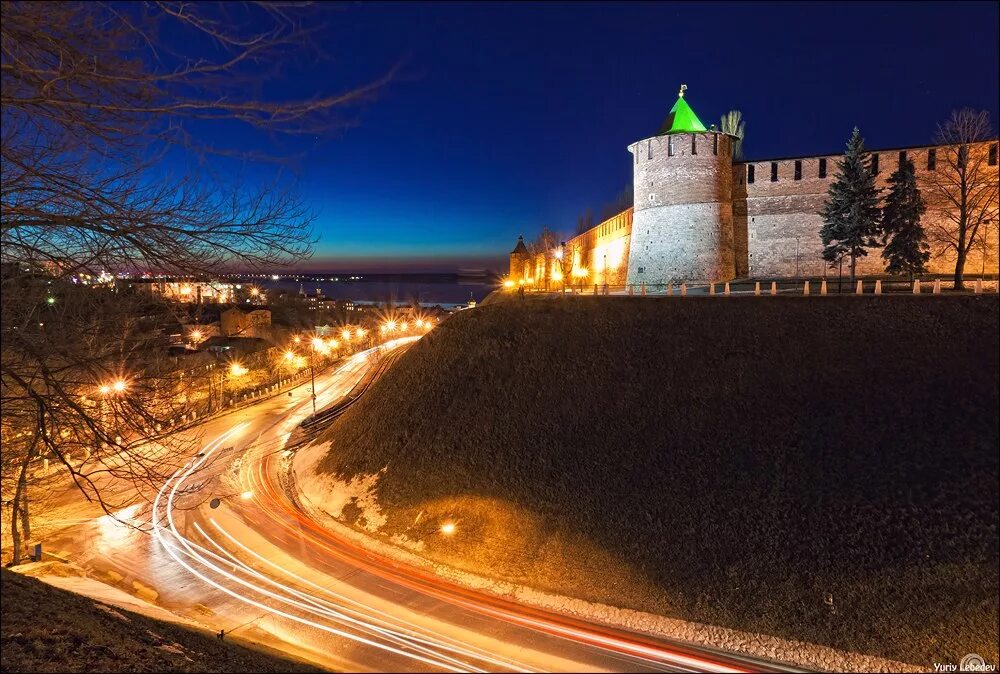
(515, 276, 998, 297)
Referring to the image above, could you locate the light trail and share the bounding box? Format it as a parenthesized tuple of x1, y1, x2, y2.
(148, 340, 785, 673)
(154, 423, 512, 672)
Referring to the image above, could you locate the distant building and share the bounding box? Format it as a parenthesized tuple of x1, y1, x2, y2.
(121, 279, 236, 303)
(220, 307, 272, 338)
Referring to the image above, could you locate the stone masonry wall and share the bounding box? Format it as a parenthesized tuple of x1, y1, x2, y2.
(627, 132, 736, 283)
(735, 142, 999, 279)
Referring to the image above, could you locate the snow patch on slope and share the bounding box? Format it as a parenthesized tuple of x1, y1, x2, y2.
(292, 439, 387, 532)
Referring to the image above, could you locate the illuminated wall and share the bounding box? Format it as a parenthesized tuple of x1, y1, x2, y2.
(734, 141, 999, 279)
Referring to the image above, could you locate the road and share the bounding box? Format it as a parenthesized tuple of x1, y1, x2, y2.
(36, 337, 796, 673)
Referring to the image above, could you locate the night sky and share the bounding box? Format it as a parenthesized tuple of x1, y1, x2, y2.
(202, 1, 1000, 273)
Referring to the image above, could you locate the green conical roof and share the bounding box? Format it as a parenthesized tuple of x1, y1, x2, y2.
(657, 86, 707, 135)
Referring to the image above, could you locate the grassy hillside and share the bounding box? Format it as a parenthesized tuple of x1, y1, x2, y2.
(317, 295, 999, 666)
(0, 570, 322, 673)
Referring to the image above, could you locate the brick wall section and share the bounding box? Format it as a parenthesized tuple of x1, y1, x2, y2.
(627, 132, 736, 283)
(509, 210, 632, 288)
(736, 142, 999, 279)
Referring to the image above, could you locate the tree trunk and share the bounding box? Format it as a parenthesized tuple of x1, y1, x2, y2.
(849, 252, 857, 285)
(954, 246, 967, 291)
(9, 453, 32, 565)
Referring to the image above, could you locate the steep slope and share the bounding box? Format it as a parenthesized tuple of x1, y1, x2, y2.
(315, 295, 999, 666)
(0, 569, 322, 673)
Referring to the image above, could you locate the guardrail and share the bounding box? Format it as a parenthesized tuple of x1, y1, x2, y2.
(520, 277, 998, 297)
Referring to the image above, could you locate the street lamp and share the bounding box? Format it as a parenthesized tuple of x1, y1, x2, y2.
(95, 378, 128, 455)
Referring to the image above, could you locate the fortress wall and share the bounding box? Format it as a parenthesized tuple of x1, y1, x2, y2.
(565, 208, 632, 286)
(510, 209, 632, 289)
(736, 143, 999, 279)
(627, 132, 736, 283)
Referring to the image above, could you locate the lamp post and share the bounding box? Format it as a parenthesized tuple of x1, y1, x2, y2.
(95, 379, 128, 455)
(309, 337, 325, 416)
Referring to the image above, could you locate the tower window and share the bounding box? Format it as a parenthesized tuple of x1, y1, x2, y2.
(747, 165, 755, 184)
(989, 143, 997, 166)
(713, 134, 718, 156)
(647, 140, 652, 160)
(770, 162, 778, 182)
(691, 136, 697, 155)
(819, 158, 827, 178)
(927, 149, 936, 170)
(794, 160, 802, 181)
(898, 150, 907, 167)
(871, 153, 879, 174)
(668, 137, 674, 157)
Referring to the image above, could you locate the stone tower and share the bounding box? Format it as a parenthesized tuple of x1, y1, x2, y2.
(625, 86, 736, 284)
(509, 235, 530, 282)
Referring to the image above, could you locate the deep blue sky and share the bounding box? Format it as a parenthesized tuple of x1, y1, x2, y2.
(204, 1, 1000, 273)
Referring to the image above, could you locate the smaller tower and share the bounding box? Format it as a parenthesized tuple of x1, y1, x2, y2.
(509, 235, 530, 283)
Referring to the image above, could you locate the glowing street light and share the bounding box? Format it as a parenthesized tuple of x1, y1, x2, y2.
(98, 384, 111, 396)
(439, 522, 457, 536)
(284, 350, 295, 362)
(503, 279, 515, 289)
(111, 379, 127, 393)
(355, 327, 366, 339)
(240, 490, 254, 500)
(189, 329, 203, 343)
(311, 337, 325, 351)
(341, 329, 353, 341)
(229, 362, 248, 377)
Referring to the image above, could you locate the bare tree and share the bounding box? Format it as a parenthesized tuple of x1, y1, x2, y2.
(921, 109, 999, 290)
(526, 227, 561, 258)
(1, 1, 392, 562)
(599, 185, 633, 222)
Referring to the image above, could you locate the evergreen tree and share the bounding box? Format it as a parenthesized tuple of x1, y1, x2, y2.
(819, 127, 882, 283)
(881, 157, 929, 279)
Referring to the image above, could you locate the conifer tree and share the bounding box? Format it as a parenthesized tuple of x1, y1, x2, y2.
(820, 127, 882, 284)
(881, 157, 929, 279)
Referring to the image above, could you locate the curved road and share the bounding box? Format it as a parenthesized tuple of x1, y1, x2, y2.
(45, 337, 797, 672)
